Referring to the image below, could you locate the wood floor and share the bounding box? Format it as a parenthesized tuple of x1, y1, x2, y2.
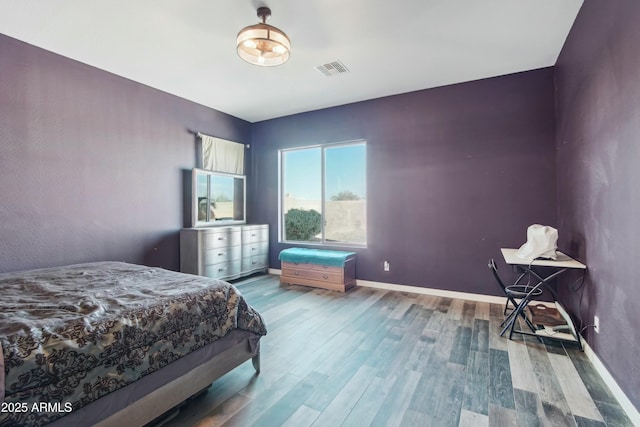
(160, 274, 632, 427)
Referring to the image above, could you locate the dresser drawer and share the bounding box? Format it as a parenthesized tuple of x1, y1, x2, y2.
(282, 265, 343, 284)
(204, 259, 241, 279)
(242, 253, 268, 272)
(242, 226, 269, 244)
(202, 245, 241, 265)
(242, 242, 268, 257)
(309, 263, 343, 274)
(281, 261, 342, 275)
(203, 229, 241, 249)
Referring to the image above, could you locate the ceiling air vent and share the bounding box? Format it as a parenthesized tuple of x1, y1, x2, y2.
(315, 60, 350, 77)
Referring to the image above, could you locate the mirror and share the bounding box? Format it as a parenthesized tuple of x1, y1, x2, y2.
(192, 168, 246, 226)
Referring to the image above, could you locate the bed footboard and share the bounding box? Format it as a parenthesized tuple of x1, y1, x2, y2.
(94, 339, 259, 427)
(45, 332, 260, 427)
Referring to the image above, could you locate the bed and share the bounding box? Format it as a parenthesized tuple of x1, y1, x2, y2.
(0, 262, 267, 426)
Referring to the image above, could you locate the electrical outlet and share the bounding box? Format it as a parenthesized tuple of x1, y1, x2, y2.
(383, 261, 390, 272)
(594, 315, 600, 334)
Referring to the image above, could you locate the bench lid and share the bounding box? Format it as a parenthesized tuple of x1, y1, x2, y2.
(279, 248, 356, 267)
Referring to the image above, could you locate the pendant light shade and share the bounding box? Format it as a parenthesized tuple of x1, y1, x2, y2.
(236, 7, 290, 66)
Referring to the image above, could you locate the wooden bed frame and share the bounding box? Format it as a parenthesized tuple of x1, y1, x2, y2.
(47, 335, 260, 427)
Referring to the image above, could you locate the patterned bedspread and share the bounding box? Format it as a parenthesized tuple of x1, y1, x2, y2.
(0, 262, 266, 426)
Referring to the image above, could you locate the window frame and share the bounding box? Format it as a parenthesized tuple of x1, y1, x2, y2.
(278, 140, 367, 248)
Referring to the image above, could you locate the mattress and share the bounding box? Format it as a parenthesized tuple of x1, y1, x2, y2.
(0, 262, 266, 426)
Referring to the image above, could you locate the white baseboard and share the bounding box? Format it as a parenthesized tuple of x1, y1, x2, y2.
(356, 278, 514, 305)
(580, 338, 640, 425)
(269, 270, 638, 421)
(269, 269, 553, 307)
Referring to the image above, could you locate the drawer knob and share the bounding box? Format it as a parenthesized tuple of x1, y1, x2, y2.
(323, 274, 329, 279)
(294, 271, 299, 276)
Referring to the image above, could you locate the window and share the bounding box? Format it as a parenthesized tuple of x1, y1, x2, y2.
(280, 141, 366, 245)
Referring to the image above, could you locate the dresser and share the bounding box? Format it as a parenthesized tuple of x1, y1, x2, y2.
(180, 224, 269, 281)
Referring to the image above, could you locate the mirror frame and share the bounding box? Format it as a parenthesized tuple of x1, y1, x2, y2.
(192, 168, 246, 227)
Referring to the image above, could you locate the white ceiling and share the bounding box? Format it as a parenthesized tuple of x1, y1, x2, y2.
(0, 0, 583, 123)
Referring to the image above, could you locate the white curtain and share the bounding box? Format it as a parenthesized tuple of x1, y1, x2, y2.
(200, 134, 245, 174)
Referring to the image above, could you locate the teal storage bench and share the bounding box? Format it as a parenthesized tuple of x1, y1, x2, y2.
(279, 248, 357, 292)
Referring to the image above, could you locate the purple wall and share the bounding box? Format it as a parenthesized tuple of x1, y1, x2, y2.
(0, 34, 251, 273)
(555, 1, 640, 409)
(250, 68, 557, 296)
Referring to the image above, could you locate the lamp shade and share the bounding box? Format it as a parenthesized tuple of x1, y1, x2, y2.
(236, 8, 290, 66)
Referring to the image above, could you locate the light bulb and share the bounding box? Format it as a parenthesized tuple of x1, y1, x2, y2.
(243, 40, 257, 49)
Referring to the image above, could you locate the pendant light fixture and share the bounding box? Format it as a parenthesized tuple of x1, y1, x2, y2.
(236, 7, 290, 67)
